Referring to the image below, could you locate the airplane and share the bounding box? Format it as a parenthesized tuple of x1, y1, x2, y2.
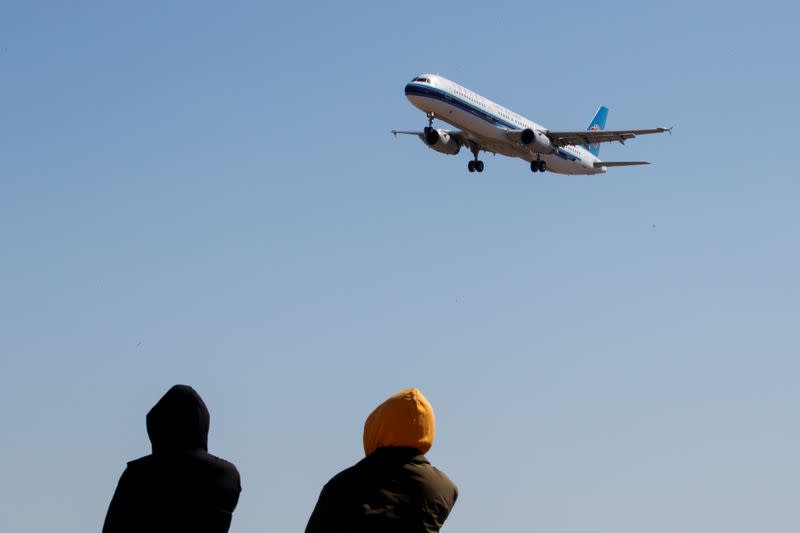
(392, 74, 670, 175)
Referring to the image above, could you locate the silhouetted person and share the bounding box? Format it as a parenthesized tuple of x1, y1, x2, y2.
(102, 385, 241, 533)
(305, 388, 458, 533)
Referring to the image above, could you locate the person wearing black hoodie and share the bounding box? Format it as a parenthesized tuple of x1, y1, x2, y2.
(102, 385, 241, 533)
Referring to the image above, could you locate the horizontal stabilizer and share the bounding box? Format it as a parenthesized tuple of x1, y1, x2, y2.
(593, 161, 650, 168)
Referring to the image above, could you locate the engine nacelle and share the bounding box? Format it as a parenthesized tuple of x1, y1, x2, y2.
(420, 128, 460, 155)
(520, 128, 554, 154)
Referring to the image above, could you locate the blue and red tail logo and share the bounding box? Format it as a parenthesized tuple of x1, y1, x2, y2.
(584, 106, 608, 157)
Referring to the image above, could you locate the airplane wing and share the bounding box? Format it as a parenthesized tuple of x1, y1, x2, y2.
(546, 127, 671, 147)
(392, 129, 466, 139)
(392, 128, 497, 161)
(391, 129, 472, 148)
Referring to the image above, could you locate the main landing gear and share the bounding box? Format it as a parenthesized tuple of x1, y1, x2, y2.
(468, 160, 484, 173)
(468, 143, 484, 173)
(423, 112, 436, 140)
(530, 160, 547, 173)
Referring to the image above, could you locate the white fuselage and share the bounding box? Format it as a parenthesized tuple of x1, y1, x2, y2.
(405, 74, 603, 175)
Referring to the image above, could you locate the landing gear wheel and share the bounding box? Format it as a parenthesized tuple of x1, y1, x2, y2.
(530, 161, 539, 173)
(475, 160, 484, 172)
(468, 160, 476, 173)
(538, 160, 547, 172)
(425, 128, 439, 145)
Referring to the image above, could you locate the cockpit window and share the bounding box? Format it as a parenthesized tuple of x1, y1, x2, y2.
(413, 77, 430, 83)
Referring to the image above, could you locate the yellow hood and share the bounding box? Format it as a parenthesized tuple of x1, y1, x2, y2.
(363, 388, 435, 456)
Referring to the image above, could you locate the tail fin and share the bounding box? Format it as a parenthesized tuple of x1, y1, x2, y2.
(584, 106, 608, 157)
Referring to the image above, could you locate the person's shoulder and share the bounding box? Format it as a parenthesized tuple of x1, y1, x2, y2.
(113, 454, 155, 487)
(193, 451, 241, 480)
(129, 451, 239, 481)
(124, 454, 155, 472)
(408, 456, 458, 500)
(321, 456, 369, 493)
(326, 459, 361, 485)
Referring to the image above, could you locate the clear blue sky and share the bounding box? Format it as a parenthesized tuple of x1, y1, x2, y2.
(1, 1, 798, 532)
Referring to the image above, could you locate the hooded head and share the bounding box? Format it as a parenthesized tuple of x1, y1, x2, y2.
(146, 385, 210, 454)
(363, 388, 435, 456)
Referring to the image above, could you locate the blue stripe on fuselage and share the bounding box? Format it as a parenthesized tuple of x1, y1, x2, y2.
(556, 149, 581, 161)
(406, 83, 583, 163)
(405, 83, 519, 130)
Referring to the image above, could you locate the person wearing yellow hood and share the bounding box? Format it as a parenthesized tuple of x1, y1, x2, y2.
(305, 388, 458, 533)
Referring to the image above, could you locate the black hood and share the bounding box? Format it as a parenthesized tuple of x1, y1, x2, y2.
(146, 385, 210, 454)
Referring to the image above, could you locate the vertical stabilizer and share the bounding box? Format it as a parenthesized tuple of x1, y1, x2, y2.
(584, 106, 608, 157)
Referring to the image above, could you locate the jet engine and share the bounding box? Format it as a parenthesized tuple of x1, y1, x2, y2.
(420, 128, 460, 155)
(520, 128, 554, 154)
